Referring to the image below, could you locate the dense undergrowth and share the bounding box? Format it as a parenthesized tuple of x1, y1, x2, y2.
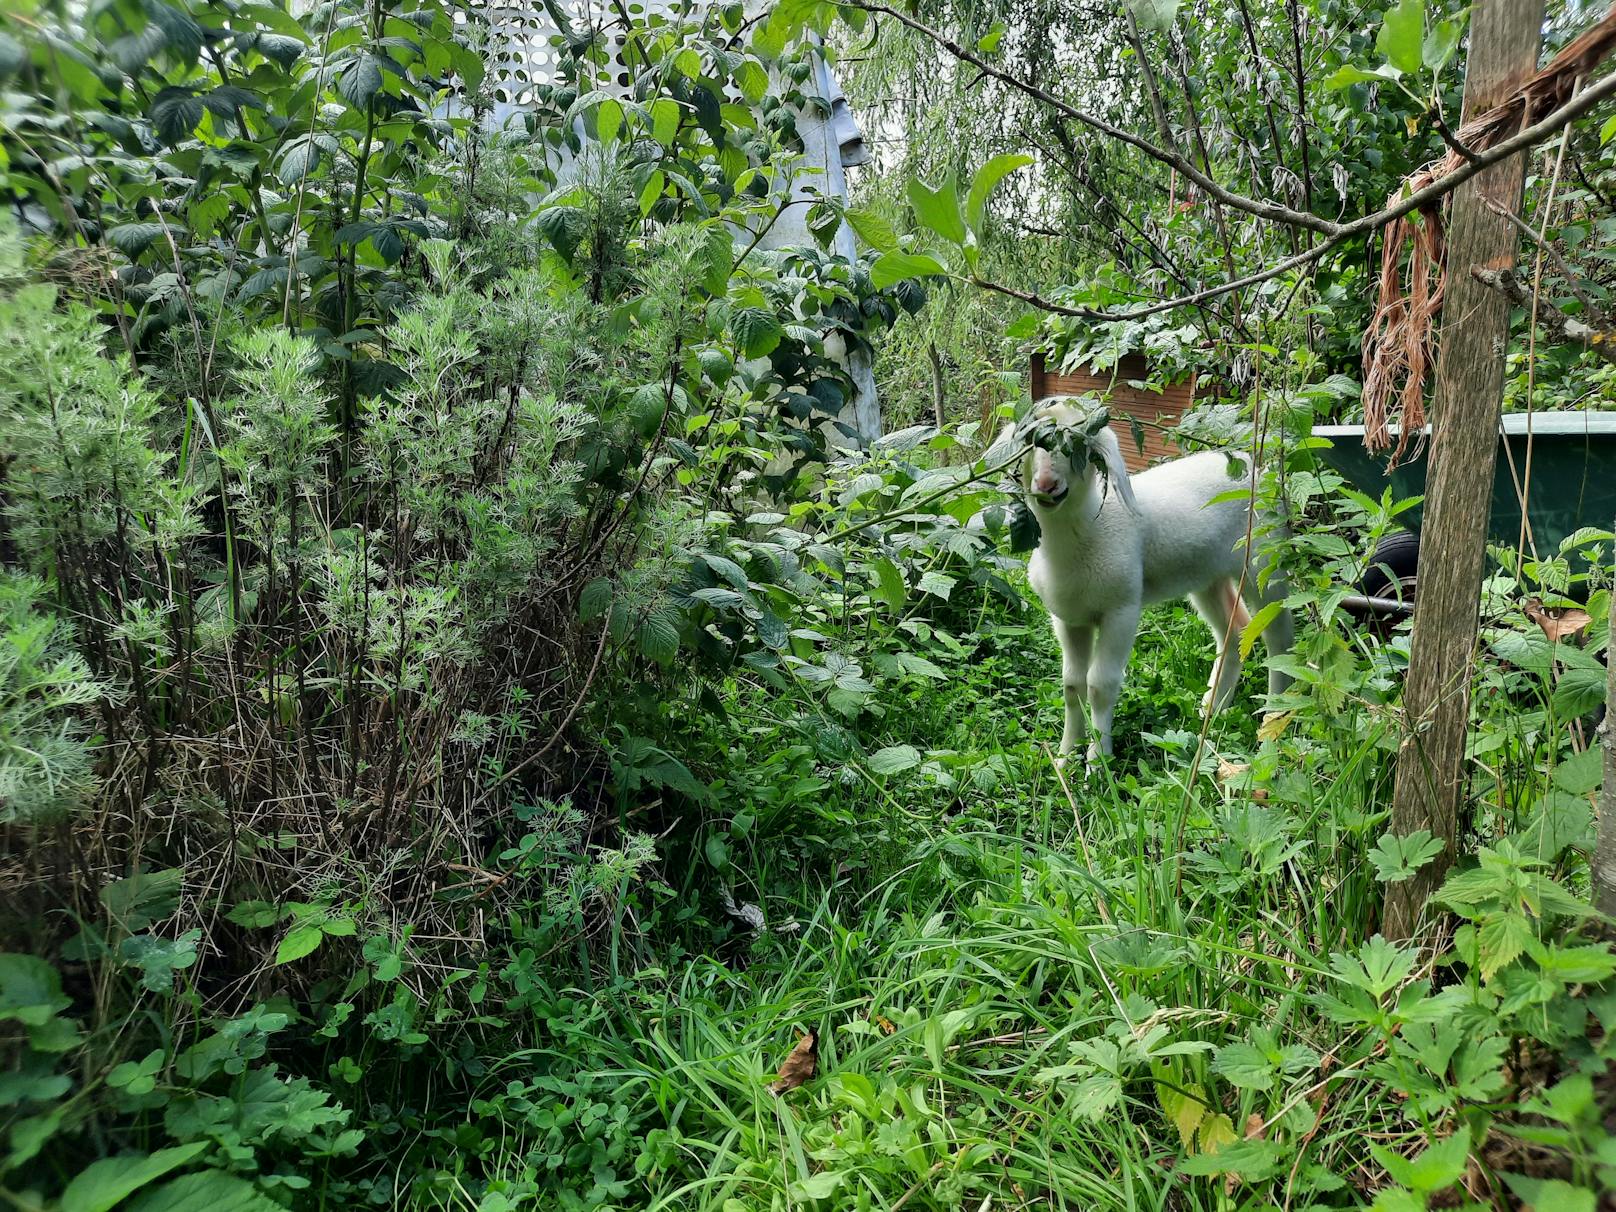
(4, 0, 1616, 1207)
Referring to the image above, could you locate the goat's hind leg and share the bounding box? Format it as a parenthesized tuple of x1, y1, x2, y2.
(1190, 578, 1246, 715)
(1052, 617, 1093, 759)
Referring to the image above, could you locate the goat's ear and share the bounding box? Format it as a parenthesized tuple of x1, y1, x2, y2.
(1097, 428, 1138, 512)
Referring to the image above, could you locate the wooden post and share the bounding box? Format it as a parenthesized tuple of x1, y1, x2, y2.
(1596, 526, 1616, 916)
(1385, 0, 1545, 940)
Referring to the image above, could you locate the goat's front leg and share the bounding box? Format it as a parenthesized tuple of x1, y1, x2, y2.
(1052, 617, 1093, 759)
(1086, 601, 1142, 764)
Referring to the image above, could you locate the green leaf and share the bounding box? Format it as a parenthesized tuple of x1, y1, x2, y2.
(105, 223, 168, 258)
(60, 1143, 209, 1212)
(1376, 0, 1425, 76)
(906, 174, 965, 244)
(649, 97, 681, 145)
(977, 22, 1005, 51)
(916, 571, 956, 599)
(1211, 1041, 1275, 1090)
(0, 954, 70, 1027)
(99, 868, 183, 929)
(868, 744, 921, 776)
(731, 307, 783, 358)
(1422, 16, 1462, 71)
(1128, 0, 1182, 33)
(869, 557, 906, 612)
(965, 153, 1033, 234)
(275, 925, 324, 965)
(870, 251, 946, 288)
(844, 205, 899, 253)
(0, 31, 26, 79)
(126, 1171, 284, 1212)
(1239, 600, 1283, 660)
(1325, 63, 1402, 89)
(150, 87, 204, 143)
(1552, 745, 1602, 795)
(596, 96, 622, 144)
(337, 54, 383, 110)
(1369, 830, 1447, 883)
(226, 900, 282, 928)
(788, 1172, 842, 1201)
(639, 610, 680, 664)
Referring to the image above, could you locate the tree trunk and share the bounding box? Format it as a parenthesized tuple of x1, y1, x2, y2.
(1385, 0, 1545, 940)
(927, 341, 946, 430)
(1596, 530, 1616, 916)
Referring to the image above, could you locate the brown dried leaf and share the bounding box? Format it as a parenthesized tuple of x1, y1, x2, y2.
(1216, 759, 1250, 783)
(1244, 1113, 1266, 1140)
(768, 1030, 818, 1095)
(1524, 598, 1591, 644)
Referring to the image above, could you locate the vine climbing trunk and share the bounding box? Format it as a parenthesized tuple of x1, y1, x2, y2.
(1385, 0, 1545, 940)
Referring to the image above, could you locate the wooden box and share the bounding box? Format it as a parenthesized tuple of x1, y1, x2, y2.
(1029, 352, 1198, 474)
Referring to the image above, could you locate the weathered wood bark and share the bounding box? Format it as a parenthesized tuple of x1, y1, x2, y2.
(1596, 531, 1616, 916)
(1385, 0, 1545, 940)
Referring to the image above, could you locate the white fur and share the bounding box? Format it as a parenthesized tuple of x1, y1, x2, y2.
(1007, 400, 1294, 764)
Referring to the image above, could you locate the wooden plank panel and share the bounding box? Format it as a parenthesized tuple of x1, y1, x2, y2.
(1030, 352, 1197, 472)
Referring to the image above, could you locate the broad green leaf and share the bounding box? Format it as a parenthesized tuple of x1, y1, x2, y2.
(649, 97, 681, 145)
(1211, 1041, 1275, 1090)
(869, 557, 906, 612)
(844, 205, 899, 253)
(1375, 0, 1425, 76)
(336, 54, 383, 110)
(275, 924, 324, 965)
(126, 1170, 284, 1212)
(1325, 63, 1402, 89)
(965, 153, 1033, 233)
(870, 251, 946, 288)
(1422, 16, 1463, 71)
(60, 1143, 209, 1212)
(1155, 1082, 1205, 1145)
(596, 96, 622, 144)
(1128, 0, 1181, 33)
(868, 744, 920, 775)
(977, 22, 1005, 51)
(0, 954, 70, 1027)
(906, 174, 965, 244)
(731, 307, 783, 358)
(1240, 599, 1283, 659)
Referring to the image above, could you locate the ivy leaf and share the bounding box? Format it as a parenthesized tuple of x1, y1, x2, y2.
(1375, 0, 1425, 76)
(730, 307, 783, 358)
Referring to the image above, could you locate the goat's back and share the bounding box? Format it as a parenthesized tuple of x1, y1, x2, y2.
(1130, 451, 1256, 604)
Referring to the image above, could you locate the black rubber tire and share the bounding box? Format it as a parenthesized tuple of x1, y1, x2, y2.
(1362, 529, 1421, 601)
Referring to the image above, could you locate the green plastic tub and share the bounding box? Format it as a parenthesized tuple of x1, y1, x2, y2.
(1313, 412, 1616, 553)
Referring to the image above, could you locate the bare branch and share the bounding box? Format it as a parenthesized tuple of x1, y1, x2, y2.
(1480, 196, 1608, 321)
(846, 0, 1341, 235)
(1472, 265, 1616, 364)
(968, 68, 1616, 323)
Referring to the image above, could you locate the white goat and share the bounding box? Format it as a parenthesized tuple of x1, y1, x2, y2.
(1005, 399, 1294, 764)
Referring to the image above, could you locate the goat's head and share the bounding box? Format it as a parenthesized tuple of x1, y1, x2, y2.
(1003, 397, 1137, 513)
